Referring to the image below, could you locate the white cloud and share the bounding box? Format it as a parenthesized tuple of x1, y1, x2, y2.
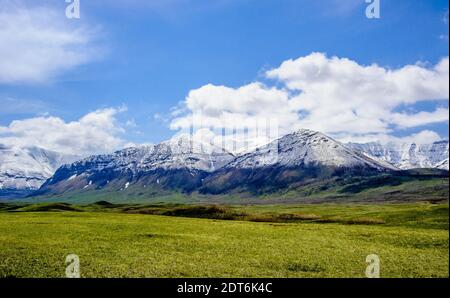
(389, 108, 449, 128)
(0, 107, 127, 155)
(267, 53, 448, 105)
(169, 53, 449, 150)
(0, 2, 101, 84)
(169, 83, 288, 153)
(266, 53, 448, 135)
(336, 130, 444, 146)
(390, 130, 442, 144)
(170, 83, 295, 131)
(389, 130, 444, 145)
(125, 119, 137, 128)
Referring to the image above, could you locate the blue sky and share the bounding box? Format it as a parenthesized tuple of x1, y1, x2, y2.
(0, 0, 448, 155)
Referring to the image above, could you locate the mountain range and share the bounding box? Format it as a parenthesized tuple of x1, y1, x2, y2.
(0, 144, 78, 199)
(1, 129, 448, 201)
(347, 140, 449, 170)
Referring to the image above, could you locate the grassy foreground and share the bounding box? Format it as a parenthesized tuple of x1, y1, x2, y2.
(0, 202, 448, 278)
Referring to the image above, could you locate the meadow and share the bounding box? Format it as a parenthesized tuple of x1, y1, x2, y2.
(0, 202, 448, 278)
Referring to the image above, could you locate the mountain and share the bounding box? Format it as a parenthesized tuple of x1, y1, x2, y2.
(347, 140, 449, 170)
(0, 144, 79, 199)
(200, 129, 396, 194)
(35, 129, 395, 198)
(34, 135, 235, 197)
(225, 130, 396, 170)
(435, 158, 449, 170)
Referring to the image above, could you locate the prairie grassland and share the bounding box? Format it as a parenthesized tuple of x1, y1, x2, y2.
(0, 202, 448, 278)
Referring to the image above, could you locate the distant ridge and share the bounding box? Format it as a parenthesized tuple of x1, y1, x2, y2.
(347, 140, 449, 170)
(34, 129, 395, 197)
(0, 144, 79, 199)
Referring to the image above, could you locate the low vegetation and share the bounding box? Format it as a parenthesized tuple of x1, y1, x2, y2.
(25, 171, 449, 205)
(0, 201, 448, 277)
(2, 201, 448, 228)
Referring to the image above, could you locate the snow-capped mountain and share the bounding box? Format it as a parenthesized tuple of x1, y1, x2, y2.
(435, 158, 449, 170)
(226, 129, 397, 170)
(36, 134, 235, 195)
(0, 144, 79, 197)
(37, 129, 395, 197)
(200, 129, 396, 194)
(347, 140, 449, 170)
(56, 134, 233, 175)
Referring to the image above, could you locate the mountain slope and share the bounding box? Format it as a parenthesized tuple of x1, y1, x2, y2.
(200, 129, 396, 194)
(347, 140, 449, 170)
(435, 158, 449, 170)
(28, 129, 449, 203)
(35, 135, 235, 196)
(35, 129, 396, 198)
(226, 130, 396, 170)
(0, 144, 78, 198)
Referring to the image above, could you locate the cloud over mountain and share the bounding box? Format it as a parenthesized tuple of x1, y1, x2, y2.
(171, 53, 449, 149)
(0, 107, 127, 156)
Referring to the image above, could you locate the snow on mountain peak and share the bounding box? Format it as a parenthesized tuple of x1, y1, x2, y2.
(4, 129, 447, 199)
(0, 144, 79, 191)
(226, 129, 396, 170)
(347, 140, 449, 170)
(61, 134, 235, 177)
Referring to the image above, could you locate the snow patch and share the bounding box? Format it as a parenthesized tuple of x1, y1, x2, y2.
(347, 140, 449, 170)
(68, 174, 77, 181)
(0, 144, 79, 191)
(83, 180, 92, 189)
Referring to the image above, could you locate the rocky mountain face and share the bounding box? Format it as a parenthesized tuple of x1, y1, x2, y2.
(347, 140, 449, 170)
(35, 130, 395, 197)
(200, 130, 397, 194)
(4, 130, 449, 200)
(35, 135, 235, 196)
(226, 130, 395, 170)
(0, 144, 78, 198)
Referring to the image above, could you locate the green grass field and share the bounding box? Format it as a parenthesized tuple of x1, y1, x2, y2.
(0, 202, 448, 278)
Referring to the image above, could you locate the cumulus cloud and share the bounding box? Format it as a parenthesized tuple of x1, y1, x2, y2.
(0, 2, 101, 84)
(389, 108, 449, 128)
(171, 83, 295, 130)
(267, 54, 448, 104)
(0, 107, 127, 155)
(170, 83, 286, 153)
(336, 130, 444, 146)
(170, 53, 449, 151)
(267, 53, 448, 135)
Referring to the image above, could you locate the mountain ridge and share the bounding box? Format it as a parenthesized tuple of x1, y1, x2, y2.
(2, 129, 448, 201)
(34, 129, 396, 198)
(347, 140, 449, 170)
(0, 144, 79, 198)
